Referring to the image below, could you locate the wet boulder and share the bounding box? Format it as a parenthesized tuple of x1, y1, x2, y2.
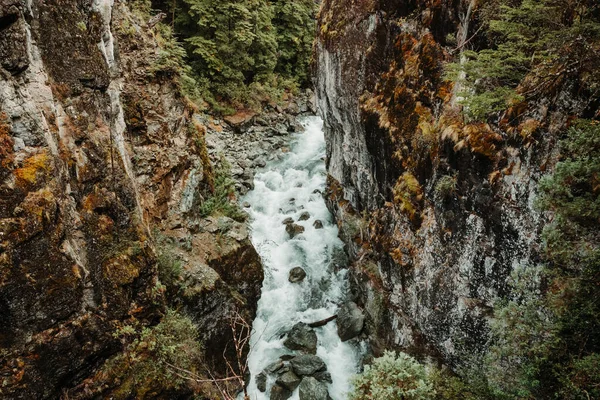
(270, 384, 293, 400)
(299, 377, 330, 400)
(282, 217, 294, 225)
(286, 223, 305, 239)
(289, 267, 307, 283)
(337, 301, 365, 341)
(290, 354, 327, 376)
(265, 360, 285, 374)
(276, 371, 302, 392)
(284, 322, 317, 354)
(313, 220, 324, 229)
(299, 211, 311, 221)
(313, 370, 333, 383)
(256, 371, 267, 392)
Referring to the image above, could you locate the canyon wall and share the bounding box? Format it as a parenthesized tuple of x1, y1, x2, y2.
(0, 1, 262, 397)
(316, 0, 591, 367)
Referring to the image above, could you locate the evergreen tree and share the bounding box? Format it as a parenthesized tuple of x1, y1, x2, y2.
(271, 0, 317, 86)
(452, 0, 600, 121)
(176, 0, 278, 102)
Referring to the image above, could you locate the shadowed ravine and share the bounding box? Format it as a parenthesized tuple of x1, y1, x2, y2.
(243, 117, 364, 399)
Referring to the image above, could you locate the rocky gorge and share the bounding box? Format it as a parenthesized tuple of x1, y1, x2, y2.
(1, 0, 599, 398)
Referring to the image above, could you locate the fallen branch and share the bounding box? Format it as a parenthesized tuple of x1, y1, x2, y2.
(308, 315, 337, 328)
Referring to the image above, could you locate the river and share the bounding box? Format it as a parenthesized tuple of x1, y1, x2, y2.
(242, 116, 363, 399)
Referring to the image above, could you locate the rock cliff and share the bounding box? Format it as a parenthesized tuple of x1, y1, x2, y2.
(316, 0, 593, 368)
(0, 0, 263, 397)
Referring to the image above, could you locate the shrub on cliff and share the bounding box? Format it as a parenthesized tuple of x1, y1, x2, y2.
(350, 351, 434, 400)
(104, 310, 203, 397)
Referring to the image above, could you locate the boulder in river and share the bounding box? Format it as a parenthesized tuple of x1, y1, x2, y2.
(282, 217, 294, 225)
(284, 322, 317, 354)
(313, 220, 324, 229)
(270, 384, 293, 400)
(290, 354, 327, 376)
(256, 371, 267, 392)
(286, 223, 305, 239)
(299, 211, 311, 221)
(276, 371, 302, 391)
(289, 267, 307, 283)
(299, 377, 330, 400)
(337, 301, 365, 341)
(313, 370, 333, 383)
(265, 360, 285, 374)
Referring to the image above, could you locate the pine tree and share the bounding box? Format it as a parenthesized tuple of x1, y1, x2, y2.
(452, 0, 600, 121)
(271, 0, 317, 86)
(176, 0, 278, 102)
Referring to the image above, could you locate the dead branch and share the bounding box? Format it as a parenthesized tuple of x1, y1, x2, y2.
(308, 315, 338, 328)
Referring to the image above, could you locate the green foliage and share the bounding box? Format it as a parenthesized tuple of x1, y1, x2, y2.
(156, 243, 183, 288)
(198, 158, 246, 221)
(171, 0, 315, 107)
(429, 368, 479, 400)
(451, 0, 600, 121)
(484, 266, 558, 399)
(350, 351, 434, 400)
(272, 0, 317, 86)
(538, 120, 600, 268)
(105, 310, 203, 396)
(558, 353, 600, 400)
(175, 0, 277, 103)
(434, 174, 457, 199)
(148, 23, 207, 108)
(455, 120, 600, 399)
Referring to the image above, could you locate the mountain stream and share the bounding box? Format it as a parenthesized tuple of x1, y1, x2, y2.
(242, 116, 363, 399)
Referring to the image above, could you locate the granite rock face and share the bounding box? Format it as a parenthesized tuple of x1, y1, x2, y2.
(316, 0, 587, 369)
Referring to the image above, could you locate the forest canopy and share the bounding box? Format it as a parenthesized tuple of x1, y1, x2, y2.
(169, 0, 317, 110)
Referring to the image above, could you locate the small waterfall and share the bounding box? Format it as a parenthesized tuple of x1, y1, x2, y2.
(243, 117, 363, 399)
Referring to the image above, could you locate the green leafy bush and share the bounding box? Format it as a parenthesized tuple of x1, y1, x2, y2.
(105, 310, 203, 397)
(350, 351, 434, 400)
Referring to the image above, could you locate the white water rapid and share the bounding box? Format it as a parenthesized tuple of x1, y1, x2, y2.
(243, 116, 363, 400)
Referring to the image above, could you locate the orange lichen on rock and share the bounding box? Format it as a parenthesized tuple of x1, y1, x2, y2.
(454, 123, 504, 159)
(14, 150, 52, 188)
(0, 113, 14, 172)
(361, 31, 444, 173)
(518, 118, 541, 141)
(103, 248, 141, 286)
(392, 172, 423, 225)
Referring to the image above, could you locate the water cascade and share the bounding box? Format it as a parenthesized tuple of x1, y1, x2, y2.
(243, 117, 363, 399)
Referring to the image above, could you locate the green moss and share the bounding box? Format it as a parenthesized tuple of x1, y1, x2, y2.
(434, 174, 457, 199)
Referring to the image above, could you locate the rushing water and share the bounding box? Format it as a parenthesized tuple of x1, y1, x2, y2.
(242, 117, 363, 399)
